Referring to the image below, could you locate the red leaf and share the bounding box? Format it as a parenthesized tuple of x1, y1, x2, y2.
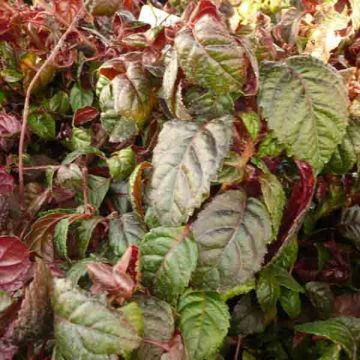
(266, 161, 315, 263)
(87, 245, 140, 303)
(73, 106, 99, 125)
(189, 0, 221, 26)
(0, 167, 15, 195)
(0, 113, 21, 151)
(0, 236, 32, 292)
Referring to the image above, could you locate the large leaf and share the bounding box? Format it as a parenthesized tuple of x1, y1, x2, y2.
(149, 116, 233, 226)
(109, 213, 146, 257)
(191, 189, 272, 292)
(140, 226, 198, 302)
(178, 290, 230, 360)
(133, 295, 175, 360)
(51, 279, 142, 359)
(259, 56, 349, 171)
(174, 15, 249, 95)
(296, 317, 360, 359)
(0, 236, 31, 292)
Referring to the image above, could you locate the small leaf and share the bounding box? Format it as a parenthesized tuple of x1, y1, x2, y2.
(140, 226, 197, 302)
(54, 218, 70, 260)
(76, 216, 103, 258)
(28, 111, 56, 140)
(107, 147, 136, 180)
(279, 288, 301, 319)
(73, 106, 99, 125)
(340, 205, 360, 248)
(0, 167, 15, 195)
(150, 116, 233, 226)
(305, 281, 334, 319)
(51, 278, 142, 359)
(133, 295, 175, 359)
(295, 317, 360, 359)
(12, 259, 52, 345)
(230, 295, 265, 336)
(49, 91, 70, 113)
(0, 236, 31, 292)
(87, 175, 111, 209)
(69, 83, 94, 112)
(259, 56, 349, 171)
(70, 127, 91, 150)
(241, 111, 260, 140)
(192, 189, 272, 292)
(109, 213, 147, 257)
(178, 290, 230, 360)
(273, 236, 298, 270)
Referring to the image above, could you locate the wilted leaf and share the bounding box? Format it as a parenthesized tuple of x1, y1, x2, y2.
(0, 236, 31, 292)
(150, 116, 233, 226)
(259, 56, 349, 171)
(109, 212, 146, 257)
(141, 226, 197, 302)
(12, 259, 52, 345)
(51, 278, 142, 359)
(192, 189, 272, 292)
(178, 290, 230, 360)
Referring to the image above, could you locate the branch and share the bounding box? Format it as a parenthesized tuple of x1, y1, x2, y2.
(18, 10, 84, 208)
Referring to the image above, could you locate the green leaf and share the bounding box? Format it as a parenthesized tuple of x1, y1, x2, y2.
(149, 116, 233, 226)
(87, 175, 110, 209)
(279, 288, 301, 319)
(230, 294, 265, 336)
(62, 146, 105, 165)
(295, 317, 360, 359)
(49, 91, 70, 113)
(111, 61, 154, 128)
(66, 257, 104, 285)
(140, 226, 198, 302)
(71, 127, 91, 150)
(133, 296, 175, 360)
(51, 279, 142, 359)
(175, 15, 249, 95)
(305, 281, 334, 319)
(340, 205, 360, 248)
(241, 111, 261, 140)
(258, 162, 286, 240)
(259, 56, 349, 171)
(99, 82, 137, 143)
(76, 217, 103, 258)
(350, 0, 360, 30)
(257, 132, 285, 158)
(28, 111, 56, 140)
(56, 164, 82, 190)
(318, 343, 341, 360)
(215, 151, 244, 184)
(69, 83, 94, 112)
(191, 189, 272, 292)
(1, 68, 23, 83)
(109, 213, 146, 257)
(54, 218, 70, 260)
(106, 147, 135, 180)
(256, 267, 281, 315)
(178, 290, 230, 360)
(271, 266, 304, 293)
(273, 236, 298, 270)
(121, 302, 144, 337)
(326, 117, 360, 174)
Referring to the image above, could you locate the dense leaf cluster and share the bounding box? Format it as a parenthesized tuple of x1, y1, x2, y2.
(1, 0, 360, 359)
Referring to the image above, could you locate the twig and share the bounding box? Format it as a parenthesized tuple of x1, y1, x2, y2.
(18, 10, 84, 208)
(234, 336, 243, 360)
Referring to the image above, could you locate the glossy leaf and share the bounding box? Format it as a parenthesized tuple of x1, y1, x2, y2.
(51, 278, 142, 359)
(150, 116, 233, 226)
(192, 189, 272, 292)
(140, 226, 197, 302)
(178, 290, 230, 360)
(259, 56, 349, 170)
(109, 213, 146, 257)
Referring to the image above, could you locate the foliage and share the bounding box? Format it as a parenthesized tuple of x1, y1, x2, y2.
(0, 0, 360, 358)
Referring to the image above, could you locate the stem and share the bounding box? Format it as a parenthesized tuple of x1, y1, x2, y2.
(234, 336, 243, 360)
(18, 9, 84, 207)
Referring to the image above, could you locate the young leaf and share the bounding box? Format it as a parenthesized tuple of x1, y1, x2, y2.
(49, 90, 70, 113)
(140, 226, 198, 302)
(134, 295, 175, 359)
(191, 189, 272, 292)
(174, 14, 249, 95)
(54, 218, 70, 260)
(28, 112, 56, 140)
(109, 213, 147, 257)
(106, 147, 135, 180)
(69, 83, 94, 112)
(87, 175, 111, 209)
(178, 290, 230, 360)
(259, 56, 349, 171)
(0, 236, 31, 292)
(150, 116, 233, 226)
(279, 288, 301, 319)
(295, 317, 360, 359)
(51, 278, 142, 359)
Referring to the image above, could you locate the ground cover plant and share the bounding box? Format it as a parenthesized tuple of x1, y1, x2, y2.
(0, 0, 360, 358)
